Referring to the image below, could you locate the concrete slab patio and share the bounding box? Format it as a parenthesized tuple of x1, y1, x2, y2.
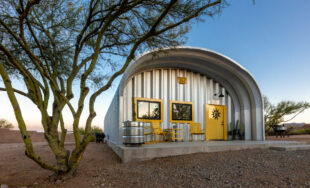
(108, 140, 309, 163)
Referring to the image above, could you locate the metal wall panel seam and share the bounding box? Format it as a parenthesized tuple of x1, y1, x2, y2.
(164, 69, 169, 129)
(127, 79, 132, 121)
(215, 83, 219, 105)
(192, 73, 197, 122)
(123, 85, 127, 122)
(176, 69, 180, 101)
(150, 70, 154, 99)
(199, 74, 204, 128)
(141, 72, 144, 98)
(146, 71, 151, 98)
(209, 79, 213, 105)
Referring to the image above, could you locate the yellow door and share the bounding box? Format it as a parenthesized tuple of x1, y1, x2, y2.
(205, 104, 227, 140)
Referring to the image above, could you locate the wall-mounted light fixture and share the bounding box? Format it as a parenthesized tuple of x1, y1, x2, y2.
(214, 91, 225, 98)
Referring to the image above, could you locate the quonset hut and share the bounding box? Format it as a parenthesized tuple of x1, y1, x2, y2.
(104, 47, 264, 145)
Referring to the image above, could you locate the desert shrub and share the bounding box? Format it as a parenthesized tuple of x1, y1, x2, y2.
(79, 126, 103, 135)
(78, 127, 86, 135)
(0, 119, 14, 129)
(289, 129, 310, 135)
(78, 126, 103, 142)
(265, 128, 275, 136)
(91, 126, 103, 134)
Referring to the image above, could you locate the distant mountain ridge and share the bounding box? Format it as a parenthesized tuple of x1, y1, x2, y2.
(283, 123, 305, 127)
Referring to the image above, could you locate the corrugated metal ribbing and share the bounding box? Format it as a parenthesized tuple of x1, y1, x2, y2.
(214, 83, 219, 105)
(171, 69, 176, 101)
(122, 68, 233, 133)
(136, 73, 142, 97)
(153, 70, 160, 98)
(178, 70, 184, 101)
(226, 95, 232, 131)
(209, 79, 213, 104)
(144, 71, 151, 98)
(203, 76, 208, 127)
(198, 74, 204, 127)
(221, 88, 226, 105)
(162, 69, 168, 127)
(104, 88, 120, 144)
(123, 84, 127, 121)
(185, 71, 190, 102)
(127, 79, 132, 121)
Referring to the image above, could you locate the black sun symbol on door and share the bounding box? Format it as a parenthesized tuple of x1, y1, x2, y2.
(211, 108, 221, 120)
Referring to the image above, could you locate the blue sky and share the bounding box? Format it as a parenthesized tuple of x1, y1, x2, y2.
(186, 0, 310, 123)
(0, 0, 309, 130)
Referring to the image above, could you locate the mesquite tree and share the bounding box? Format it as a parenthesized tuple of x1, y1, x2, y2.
(264, 96, 310, 133)
(0, 0, 224, 176)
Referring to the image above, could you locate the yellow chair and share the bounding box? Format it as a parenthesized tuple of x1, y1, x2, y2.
(172, 128, 184, 142)
(151, 122, 167, 142)
(144, 125, 154, 144)
(190, 122, 204, 141)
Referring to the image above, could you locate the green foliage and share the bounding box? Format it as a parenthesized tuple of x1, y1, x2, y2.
(79, 126, 103, 135)
(0, 119, 14, 129)
(91, 126, 103, 134)
(78, 127, 85, 135)
(289, 128, 310, 135)
(264, 96, 310, 133)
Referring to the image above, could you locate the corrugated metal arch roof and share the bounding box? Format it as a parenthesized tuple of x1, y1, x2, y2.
(119, 46, 261, 98)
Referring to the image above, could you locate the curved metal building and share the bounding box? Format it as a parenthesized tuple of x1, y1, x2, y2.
(104, 47, 264, 145)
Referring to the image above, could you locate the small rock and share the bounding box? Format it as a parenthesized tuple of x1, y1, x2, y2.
(1, 184, 8, 188)
(55, 180, 62, 184)
(204, 175, 212, 180)
(286, 181, 292, 186)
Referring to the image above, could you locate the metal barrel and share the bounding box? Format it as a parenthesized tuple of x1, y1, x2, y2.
(122, 121, 144, 146)
(123, 127, 144, 136)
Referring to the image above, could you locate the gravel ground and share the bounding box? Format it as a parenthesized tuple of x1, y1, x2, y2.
(1, 131, 310, 187)
(93, 148, 310, 188)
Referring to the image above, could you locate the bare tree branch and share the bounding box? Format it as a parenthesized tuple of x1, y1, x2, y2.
(0, 87, 29, 98)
